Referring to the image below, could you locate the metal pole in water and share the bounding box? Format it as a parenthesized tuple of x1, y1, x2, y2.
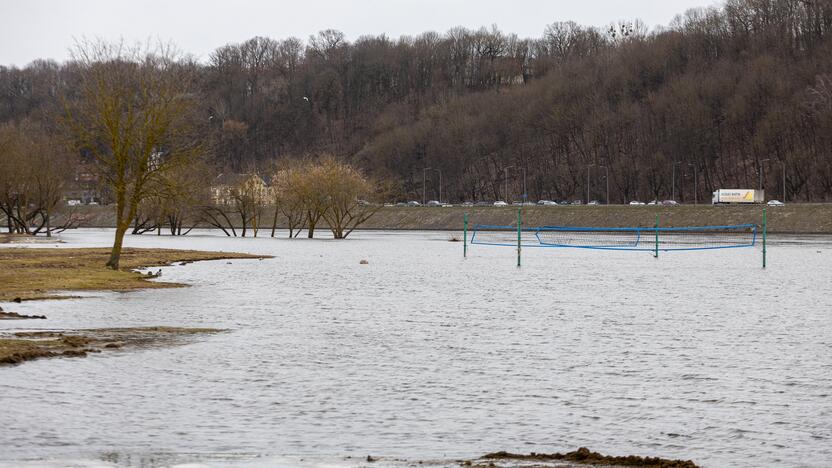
(463, 213, 468, 259)
(654, 214, 659, 259)
(517, 207, 522, 268)
(762, 207, 767, 269)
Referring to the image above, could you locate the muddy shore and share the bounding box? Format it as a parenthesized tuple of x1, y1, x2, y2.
(0, 327, 222, 366)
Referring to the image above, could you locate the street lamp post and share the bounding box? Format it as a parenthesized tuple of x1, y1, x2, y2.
(601, 165, 609, 204)
(586, 164, 594, 204)
(759, 158, 770, 192)
(433, 168, 442, 204)
(522, 167, 527, 203)
(779, 160, 786, 202)
(688, 163, 698, 205)
(671, 161, 681, 202)
(504, 165, 515, 202)
(422, 167, 432, 205)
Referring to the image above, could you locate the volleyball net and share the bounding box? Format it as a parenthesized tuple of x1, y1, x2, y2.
(471, 223, 757, 251)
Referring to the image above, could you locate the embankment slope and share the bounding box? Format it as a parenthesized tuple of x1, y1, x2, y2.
(51, 203, 832, 234)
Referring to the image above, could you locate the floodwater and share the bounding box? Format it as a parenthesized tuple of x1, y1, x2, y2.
(1, 229, 831, 468)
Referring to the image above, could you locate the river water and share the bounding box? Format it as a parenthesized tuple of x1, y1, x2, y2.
(1, 229, 831, 467)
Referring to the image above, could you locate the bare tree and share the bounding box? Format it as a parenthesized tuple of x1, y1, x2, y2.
(317, 158, 382, 239)
(272, 165, 307, 238)
(63, 40, 200, 269)
(0, 121, 71, 236)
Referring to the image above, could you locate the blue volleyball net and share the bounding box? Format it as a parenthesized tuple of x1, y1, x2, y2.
(468, 225, 546, 247)
(471, 224, 757, 251)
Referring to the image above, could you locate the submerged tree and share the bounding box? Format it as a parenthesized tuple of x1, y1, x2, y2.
(270, 161, 307, 238)
(272, 156, 382, 239)
(317, 158, 381, 239)
(63, 41, 200, 269)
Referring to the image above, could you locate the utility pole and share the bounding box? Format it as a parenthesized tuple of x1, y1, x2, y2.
(522, 167, 527, 203)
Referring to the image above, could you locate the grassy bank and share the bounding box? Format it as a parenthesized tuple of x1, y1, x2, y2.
(51, 203, 832, 234)
(0, 248, 266, 301)
(0, 327, 222, 366)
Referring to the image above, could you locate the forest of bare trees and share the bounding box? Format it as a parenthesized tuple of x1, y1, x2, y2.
(1, 0, 831, 206)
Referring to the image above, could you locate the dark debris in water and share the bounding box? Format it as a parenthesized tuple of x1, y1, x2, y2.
(475, 447, 699, 468)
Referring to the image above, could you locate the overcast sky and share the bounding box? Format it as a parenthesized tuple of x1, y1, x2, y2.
(0, 0, 720, 67)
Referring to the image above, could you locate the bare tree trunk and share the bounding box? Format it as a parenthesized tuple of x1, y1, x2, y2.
(271, 204, 279, 237)
(106, 223, 128, 269)
(45, 207, 52, 238)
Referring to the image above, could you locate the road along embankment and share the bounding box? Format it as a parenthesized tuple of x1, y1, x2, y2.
(360, 204, 832, 234)
(46, 203, 832, 234)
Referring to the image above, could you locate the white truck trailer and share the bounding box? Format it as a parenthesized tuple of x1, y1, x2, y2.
(712, 189, 765, 204)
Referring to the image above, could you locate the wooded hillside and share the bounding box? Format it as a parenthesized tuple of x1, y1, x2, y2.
(1, 0, 831, 203)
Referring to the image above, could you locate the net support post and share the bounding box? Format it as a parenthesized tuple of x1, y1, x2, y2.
(654, 215, 659, 259)
(762, 207, 767, 269)
(517, 208, 522, 268)
(463, 213, 468, 258)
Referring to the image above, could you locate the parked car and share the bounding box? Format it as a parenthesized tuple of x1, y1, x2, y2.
(571, 200, 583, 205)
(767, 200, 785, 206)
(493, 201, 508, 207)
(538, 200, 558, 206)
(662, 200, 679, 206)
(647, 200, 658, 205)
(407, 201, 421, 206)
(629, 201, 645, 205)
(475, 201, 491, 206)
(395, 202, 407, 207)
(588, 200, 600, 206)
(461, 201, 474, 207)
(427, 200, 442, 207)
